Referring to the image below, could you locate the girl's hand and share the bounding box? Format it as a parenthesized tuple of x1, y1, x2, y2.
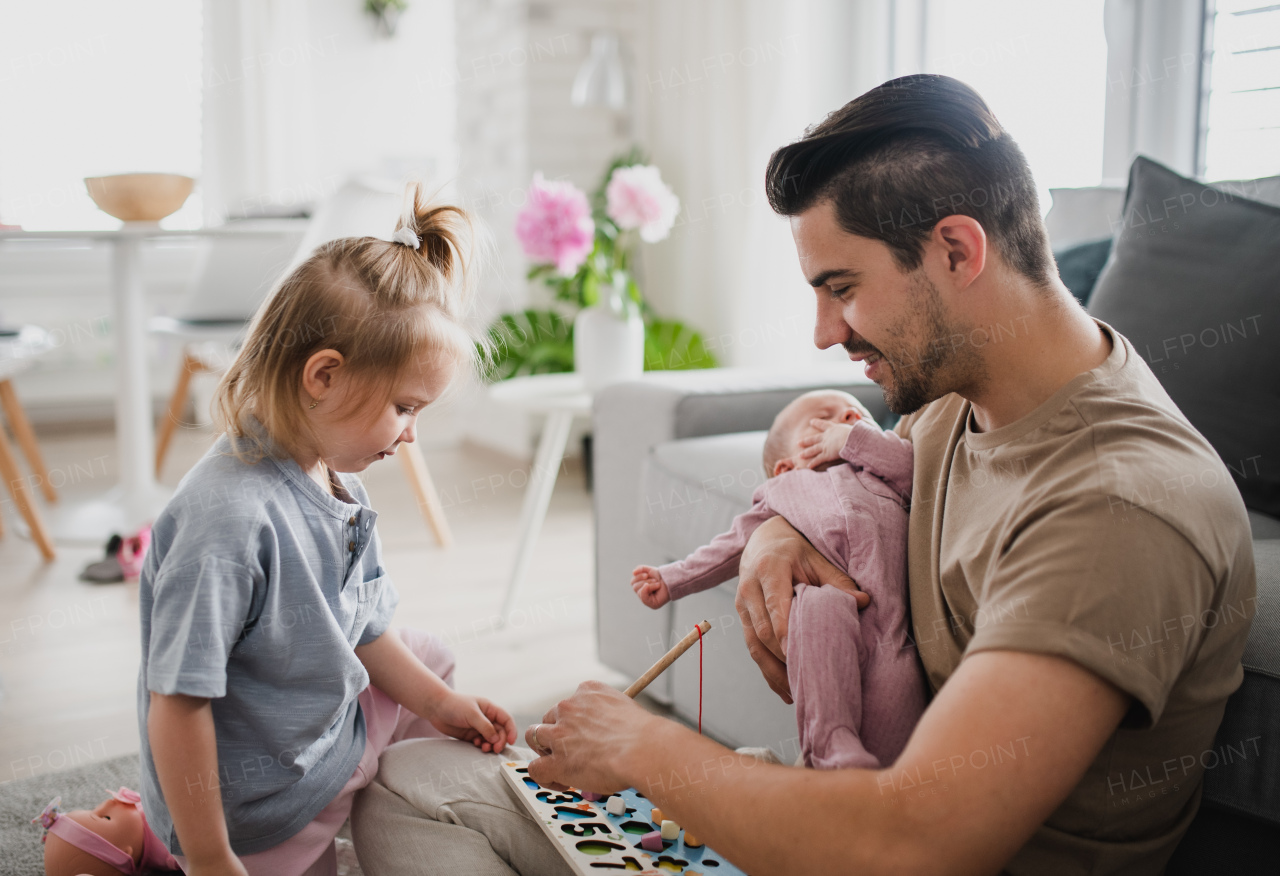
(631, 565, 671, 608)
(797, 419, 855, 470)
(425, 692, 517, 753)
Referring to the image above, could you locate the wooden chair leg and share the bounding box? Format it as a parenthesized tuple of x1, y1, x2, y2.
(0, 379, 57, 503)
(0, 424, 55, 561)
(400, 444, 453, 548)
(156, 351, 206, 478)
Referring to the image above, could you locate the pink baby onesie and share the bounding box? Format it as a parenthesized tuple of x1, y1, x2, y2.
(658, 419, 927, 769)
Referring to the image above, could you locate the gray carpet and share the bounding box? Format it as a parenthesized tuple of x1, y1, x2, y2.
(0, 714, 551, 875)
(0, 753, 141, 876)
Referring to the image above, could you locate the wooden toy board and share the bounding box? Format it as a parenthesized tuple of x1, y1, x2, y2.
(500, 760, 749, 875)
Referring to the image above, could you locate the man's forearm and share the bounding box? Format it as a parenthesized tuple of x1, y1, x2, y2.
(617, 650, 1127, 876)
(622, 719, 924, 876)
(148, 692, 238, 866)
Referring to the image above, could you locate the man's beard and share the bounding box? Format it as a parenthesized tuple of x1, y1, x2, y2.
(845, 272, 984, 416)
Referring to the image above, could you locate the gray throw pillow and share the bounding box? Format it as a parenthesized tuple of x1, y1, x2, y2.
(1088, 157, 1280, 517)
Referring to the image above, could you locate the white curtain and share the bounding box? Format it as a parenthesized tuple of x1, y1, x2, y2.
(1100, 0, 1204, 184)
(201, 0, 320, 224)
(634, 0, 888, 368)
(200, 0, 457, 225)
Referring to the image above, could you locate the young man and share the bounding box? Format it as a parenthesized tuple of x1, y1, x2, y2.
(351, 75, 1255, 876)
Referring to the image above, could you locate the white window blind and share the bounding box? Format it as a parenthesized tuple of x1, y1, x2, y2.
(1200, 1, 1280, 180)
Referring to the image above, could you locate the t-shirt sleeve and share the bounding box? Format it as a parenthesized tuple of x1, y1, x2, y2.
(146, 556, 259, 698)
(356, 528, 399, 646)
(963, 495, 1218, 727)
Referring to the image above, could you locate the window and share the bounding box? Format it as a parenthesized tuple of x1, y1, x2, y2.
(1200, 1, 1280, 180)
(898, 0, 1111, 211)
(0, 1, 202, 230)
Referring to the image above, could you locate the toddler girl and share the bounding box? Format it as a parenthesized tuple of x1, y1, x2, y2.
(137, 185, 515, 876)
(632, 390, 926, 770)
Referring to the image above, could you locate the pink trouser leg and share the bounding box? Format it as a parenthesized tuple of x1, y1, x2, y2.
(789, 583, 879, 770)
(177, 628, 457, 876)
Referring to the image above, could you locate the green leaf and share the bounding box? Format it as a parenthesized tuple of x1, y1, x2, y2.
(643, 319, 717, 372)
(480, 309, 575, 381)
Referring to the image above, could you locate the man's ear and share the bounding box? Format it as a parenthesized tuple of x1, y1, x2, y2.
(772, 458, 796, 476)
(931, 214, 987, 287)
(301, 349, 345, 401)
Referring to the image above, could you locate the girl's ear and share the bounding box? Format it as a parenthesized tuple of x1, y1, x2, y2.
(301, 349, 345, 402)
(772, 458, 796, 477)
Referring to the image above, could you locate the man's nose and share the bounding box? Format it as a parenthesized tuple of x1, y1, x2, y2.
(813, 298, 851, 350)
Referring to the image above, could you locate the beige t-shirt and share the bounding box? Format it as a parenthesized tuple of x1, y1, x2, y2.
(895, 321, 1256, 875)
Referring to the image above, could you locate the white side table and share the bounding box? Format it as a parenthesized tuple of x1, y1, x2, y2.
(487, 372, 593, 621)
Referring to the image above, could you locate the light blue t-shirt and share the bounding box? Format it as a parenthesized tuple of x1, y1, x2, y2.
(136, 431, 399, 855)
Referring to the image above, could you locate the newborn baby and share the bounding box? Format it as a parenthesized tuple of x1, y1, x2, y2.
(631, 389, 926, 769)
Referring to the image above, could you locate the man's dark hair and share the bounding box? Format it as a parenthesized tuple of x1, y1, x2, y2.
(765, 74, 1053, 284)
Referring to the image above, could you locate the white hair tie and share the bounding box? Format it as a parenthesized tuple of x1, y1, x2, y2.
(391, 225, 420, 248)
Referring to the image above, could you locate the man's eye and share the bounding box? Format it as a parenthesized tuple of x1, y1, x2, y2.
(829, 285, 851, 299)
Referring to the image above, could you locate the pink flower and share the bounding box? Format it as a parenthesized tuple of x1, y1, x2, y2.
(515, 173, 595, 274)
(605, 164, 680, 243)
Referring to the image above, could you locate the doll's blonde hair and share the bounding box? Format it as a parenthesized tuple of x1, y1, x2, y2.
(213, 182, 485, 460)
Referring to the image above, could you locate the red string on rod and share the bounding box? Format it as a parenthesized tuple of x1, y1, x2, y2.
(696, 622, 704, 735)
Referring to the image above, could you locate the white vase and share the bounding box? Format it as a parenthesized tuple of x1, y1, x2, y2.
(574, 288, 645, 392)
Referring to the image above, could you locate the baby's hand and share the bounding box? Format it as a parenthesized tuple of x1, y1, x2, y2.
(798, 419, 855, 469)
(426, 692, 518, 754)
(631, 565, 671, 608)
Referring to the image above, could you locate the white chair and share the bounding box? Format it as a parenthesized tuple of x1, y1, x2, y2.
(0, 326, 58, 561)
(151, 179, 454, 547)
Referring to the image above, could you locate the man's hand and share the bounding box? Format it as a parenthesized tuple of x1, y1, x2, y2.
(525, 681, 658, 794)
(425, 692, 516, 753)
(797, 418, 854, 470)
(631, 565, 671, 608)
(735, 516, 867, 704)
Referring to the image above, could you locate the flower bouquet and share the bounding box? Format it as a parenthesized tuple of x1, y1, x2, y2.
(483, 150, 716, 382)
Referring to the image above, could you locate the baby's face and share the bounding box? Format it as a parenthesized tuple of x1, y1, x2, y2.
(769, 391, 866, 474)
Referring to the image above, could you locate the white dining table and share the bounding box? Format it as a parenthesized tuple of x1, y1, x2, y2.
(0, 222, 299, 544)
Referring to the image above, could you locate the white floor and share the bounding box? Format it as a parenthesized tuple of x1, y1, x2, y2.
(0, 423, 627, 783)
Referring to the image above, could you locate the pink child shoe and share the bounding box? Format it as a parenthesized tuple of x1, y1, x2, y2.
(116, 524, 151, 579)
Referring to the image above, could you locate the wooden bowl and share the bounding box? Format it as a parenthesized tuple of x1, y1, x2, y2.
(84, 173, 195, 222)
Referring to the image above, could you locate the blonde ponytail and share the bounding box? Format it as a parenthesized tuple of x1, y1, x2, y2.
(214, 182, 488, 460)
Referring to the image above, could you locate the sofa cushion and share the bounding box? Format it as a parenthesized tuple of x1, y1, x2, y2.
(1054, 237, 1113, 306)
(1044, 185, 1126, 249)
(640, 431, 764, 565)
(1088, 157, 1280, 517)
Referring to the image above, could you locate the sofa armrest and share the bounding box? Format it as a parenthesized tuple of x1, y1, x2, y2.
(592, 365, 884, 699)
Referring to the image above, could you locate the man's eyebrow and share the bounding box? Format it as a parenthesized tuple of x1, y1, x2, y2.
(806, 268, 860, 288)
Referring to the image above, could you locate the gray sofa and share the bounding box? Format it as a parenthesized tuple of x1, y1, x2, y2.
(593, 365, 887, 755)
